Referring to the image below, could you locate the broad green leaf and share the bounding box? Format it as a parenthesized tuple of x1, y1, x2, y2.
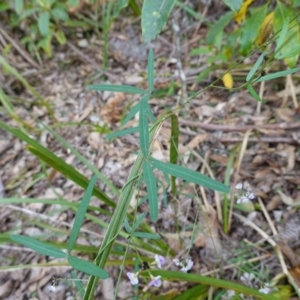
(106, 126, 139, 140)
(67, 0, 79, 6)
(0, 122, 115, 207)
(274, 3, 300, 67)
(131, 232, 160, 239)
(142, 0, 176, 43)
(51, 7, 69, 21)
(170, 114, 179, 196)
(207, 11, 234, 45)
(223, 0, 243, 12)
(121, 102, 140, 126)
(37, 33, 53, 57)
(240, 5, 268, 56)
(247, 85, 261, 102)
(68, 256, 109, 279)
(10, 235, 67, 258)
(143, 160, 158, 221)
(38, 11, 50, 36)
(255, 68, 300, 82)
(15, 0, 23, 14)
(87, 84, 146, 94)
(139, 96, 149, 156)
(132, 212, 147, 232)
(276, 45, 300, 60)
(147, 49, 154, 93)
(150, 158, 230, 193)
(246, 52, 266, 82)
(68, 175, 98, 253)
(71, 272, 85, 297)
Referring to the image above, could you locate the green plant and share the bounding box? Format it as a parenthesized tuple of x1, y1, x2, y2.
(1, 0, 300, 299)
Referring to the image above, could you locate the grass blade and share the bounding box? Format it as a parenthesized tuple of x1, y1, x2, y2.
(68, 174, 97, 253)
(143, 160, 158, 221)
(170, 114, 179, 196)
(10, 235, 67, 258)
(246, 51, 266, 82)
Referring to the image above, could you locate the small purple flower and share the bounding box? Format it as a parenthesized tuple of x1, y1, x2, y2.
(235, 183, 243, 190)
(148, 276, 162, 287)
(181, 258, 193, 273)
(154, 255, 165, 269)
(127, 272, 139, 285)
(173, 258, 181, 266)
(235, 183, 255, 204)
(259, 287, 272, 294)
(173, 258, 194, 273)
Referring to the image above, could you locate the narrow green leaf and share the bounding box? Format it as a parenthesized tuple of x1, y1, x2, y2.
(68, 256, 109, 279)
(132, 212, 147, 232)
(147, 102, 155, 123)
(239, 5, 268, 56)
(10, 235, 67, 258)
(106, 126, 139, 140)
(139, 96, 149, 156)
(255, 68, 300, 82)
(41, 122, 119, 197)
(147, 49, 154, 93)
(38, 11, 50, 36)
(68, 175, 97, 253)
(143, 160, 158, 221)
(87, 84, 146, 95)
(150, 158, 230, 193)
(170, 114, 179, 196)
(275, 17, 289, 57)
(144, 270, 279, 300)
(142, 0, 176, 43)
(71, 271, 85, 297)
(124, 217, 132, 233)
(131, 232, 160, 239)
(247, 85, 261, 102)
(246, 52, 266, 82)
(0, 121, 114, 206)
(207, 11, 234, 45)
(121, 102, 140, 126)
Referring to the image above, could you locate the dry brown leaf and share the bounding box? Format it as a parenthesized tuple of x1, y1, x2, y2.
(161, 232, 192, 253)
(100, 92, 126, 123)
(209, 154, 228, 166)
(275, 107, 295, 122)
(179, 134, 207, 154)
(194, 206, 220, 250)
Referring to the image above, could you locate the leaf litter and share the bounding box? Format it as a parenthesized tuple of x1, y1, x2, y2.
(0, 2, 300, 299)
